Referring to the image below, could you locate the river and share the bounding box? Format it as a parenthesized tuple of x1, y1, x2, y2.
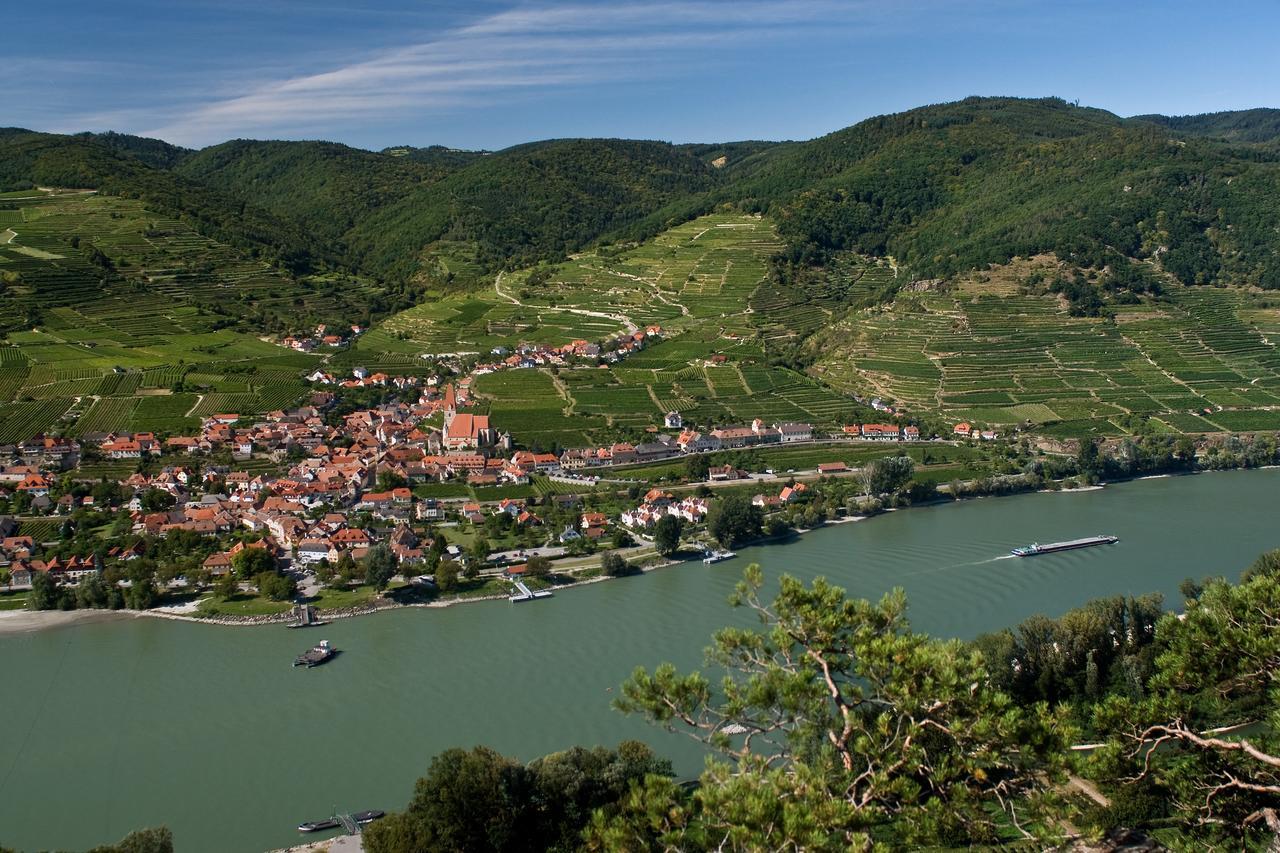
(1, 468, 1277, 852)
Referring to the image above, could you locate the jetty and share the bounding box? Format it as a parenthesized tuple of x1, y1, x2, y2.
(509, 579, 553, 603)
(287, 604, 329, 629)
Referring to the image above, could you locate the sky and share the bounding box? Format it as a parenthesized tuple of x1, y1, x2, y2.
(8, 0, 1280, 151)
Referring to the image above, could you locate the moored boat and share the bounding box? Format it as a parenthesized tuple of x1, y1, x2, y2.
(1011, 535, 1118, 557)
(297, 817, 341, 833)
(294, 639, 336, 667)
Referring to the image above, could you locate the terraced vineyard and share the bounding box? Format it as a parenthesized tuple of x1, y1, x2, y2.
(811, 281, 1280, 437)
(377, 214, 878, 446)
(382, 213, 784, 352)
(0, 191, 324, 437)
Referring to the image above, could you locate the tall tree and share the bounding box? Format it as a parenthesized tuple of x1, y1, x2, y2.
(652, 515, 683, 557)
(706, 494, 762, 549)
(365, 543, 399, 591)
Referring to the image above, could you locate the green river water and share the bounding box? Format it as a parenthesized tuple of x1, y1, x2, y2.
(2, 468, 1277, 852)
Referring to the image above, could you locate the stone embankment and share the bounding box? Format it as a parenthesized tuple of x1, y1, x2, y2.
(144, 599, 402, 627)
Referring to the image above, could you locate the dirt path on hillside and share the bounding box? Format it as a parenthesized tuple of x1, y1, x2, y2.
(1, 229, 16, 245)
(494, 271, 639, 334)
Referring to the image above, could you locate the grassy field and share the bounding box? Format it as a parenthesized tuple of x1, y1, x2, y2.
(196, 594, 293, 617)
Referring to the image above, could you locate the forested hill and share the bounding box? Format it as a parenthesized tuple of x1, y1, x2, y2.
(175, 139, 474, 246)
(1132, 108, 1280, 144)
(720, 97, 1280, 288)
(6, 96, 1280, 309)
(0, 128, 331, 275)
(171, 136, 722, 283)
(346, 138, 721, 280)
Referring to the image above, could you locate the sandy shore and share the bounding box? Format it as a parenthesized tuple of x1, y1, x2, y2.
(0, 608, 138, 637)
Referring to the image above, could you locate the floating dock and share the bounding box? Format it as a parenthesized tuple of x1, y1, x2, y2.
(703, 549, 737, 564)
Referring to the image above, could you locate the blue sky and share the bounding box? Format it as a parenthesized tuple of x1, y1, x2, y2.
(9, 1, 1280, 150)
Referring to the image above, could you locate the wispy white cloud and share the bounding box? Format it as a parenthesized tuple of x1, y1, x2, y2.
(117, 0, 869, 146)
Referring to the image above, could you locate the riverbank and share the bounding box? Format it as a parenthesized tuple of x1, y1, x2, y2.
(0, 517, 867, 635)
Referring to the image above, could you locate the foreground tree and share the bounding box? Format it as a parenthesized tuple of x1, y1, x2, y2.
(525, 554, 552, 579)
(363, 742, 671, 853)
(600, 551, 633, 577)
(82, 827, 174, 853)
(607, 565, 1072, 847)
(435, 559, 460, 593)
(1094, 571, 1280, 849)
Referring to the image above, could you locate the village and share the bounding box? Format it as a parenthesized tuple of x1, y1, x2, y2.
(0, 335, 957, 614)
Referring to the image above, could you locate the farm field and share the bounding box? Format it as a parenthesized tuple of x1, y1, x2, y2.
(0, 191, 325, 437)
(810, 281, 1280, 438)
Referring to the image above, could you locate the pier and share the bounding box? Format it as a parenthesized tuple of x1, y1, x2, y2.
(509, 580, 553, 603)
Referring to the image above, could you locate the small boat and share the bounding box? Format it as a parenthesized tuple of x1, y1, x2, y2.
(294, 639, 336, 667)
(702, 549, 736, 564)
(297, 818, 341, 833)
(353, 810, 385, 824)
(1012, 535, 1118, 557)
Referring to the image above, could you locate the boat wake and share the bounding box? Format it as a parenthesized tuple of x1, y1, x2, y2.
(901, 554, 1015, 577)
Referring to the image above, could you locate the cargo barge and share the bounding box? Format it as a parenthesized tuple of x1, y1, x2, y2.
(1011, 535, 1118, 557)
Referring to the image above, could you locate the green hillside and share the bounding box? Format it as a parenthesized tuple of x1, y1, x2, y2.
(0, 128, 333, 277)
(723, 97, 1280, 289)
(6, 96, 1280, 439)
(348, 138, 722, 283)
(175, 139, 474, 246)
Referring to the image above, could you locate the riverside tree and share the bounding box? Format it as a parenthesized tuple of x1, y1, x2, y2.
(606, 565, 1072, 847)
(706, 494, 762, 549)
(858, 455, 914, 496)
(435, 559, 459, 593)
(364, 543, 399, 591)
(600, 551, 633, 577)
(231, 545, 275, 579)
(652, 514, 683, 557)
